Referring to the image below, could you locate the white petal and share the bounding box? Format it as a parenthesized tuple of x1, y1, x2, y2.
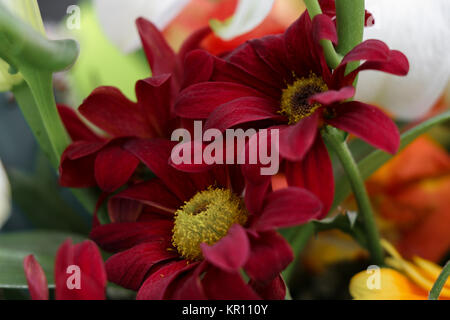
(210, 0, 275, 40)
(0, 160, 11, 229)
(93, 0, 190, 53)
(355, 0, 450, 120)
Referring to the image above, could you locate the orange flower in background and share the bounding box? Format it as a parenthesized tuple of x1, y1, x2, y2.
(350, 240, 450, 300)
(367, 135, 450, 262)
(164, 0, 304, 54)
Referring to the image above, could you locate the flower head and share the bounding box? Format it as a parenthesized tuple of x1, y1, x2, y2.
(350, 240, 450, 300)
(174, 2, 409, 216)
(90, 139, 322, 299)
(58, 18, 210, 192)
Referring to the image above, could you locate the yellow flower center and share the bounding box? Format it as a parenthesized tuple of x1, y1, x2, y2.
(279, 73, 328, 124)
(172, 187, 248, 261)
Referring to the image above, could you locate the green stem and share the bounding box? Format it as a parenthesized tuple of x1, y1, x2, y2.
(428, 261, 450, 300)
(0, 3, 78, 72)
(282, 223, 315, 286)
(20, 69, 70, 162)
(304, 0, 342, 69)
(12, 81, 57, 167)
(335, 0, 365, 74)
(322, 126, 384, 265)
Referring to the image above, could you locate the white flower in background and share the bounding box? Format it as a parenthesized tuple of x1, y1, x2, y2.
(356, 0, 450, 120)
(93, 0, 275, 52)
(210, 0, 275, 40)
(0, 160, 11, 229)
(93, 0, 190, 53)
(0, 0, 45, 92)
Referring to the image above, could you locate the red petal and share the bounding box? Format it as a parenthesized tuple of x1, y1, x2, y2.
(136, 18, 178, 77)
(226, 41, 285, 90)
(90, 219, 173, 252)
(245, 179, 271, 215)
(278, 113, 319, 161)
(250, 35, 293, 84)
(202, 266, 260, 300)
(204, 96, 281, 132)
(94, 145, 140, 192)
(250, 274, 286, 300)
(309, 86, 355, 105)
(136, 260, 198, 300)
(252, 187, 322, 231)
(79, 86, 152, 138)
(108, 197, 143, 223)
(124, 138, 199, 201)
(170, 262, 208, 300)
(340, 39, 390, 65)
(178, 26, 211, 62)
(135, 74, 172, 138)
(59, 141, 106, 188)
(201, 224, 250, 273)
(285, 12, 323, 78)
(181, 50, 214, 88)
(105, 241, 177, 290)
(109, 179, 180, 222)
(23, 255, 48, 300)
(245, 231, 293, 283)
(175, 82, 268, 119)
(286, 136, 334, 218)
(55, 239, 107, 300)
(312, 14, 337, 45)
(57, 105, 101, 142)
(327, 101, 400, 154)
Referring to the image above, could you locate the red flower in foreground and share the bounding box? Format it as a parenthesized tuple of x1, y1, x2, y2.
(58, 18, 210, 192)
(90, 140, 322, 299)
(174, 6, 409, 217)
(23, 239, 106, 300)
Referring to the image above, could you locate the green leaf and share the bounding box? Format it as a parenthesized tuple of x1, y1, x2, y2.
(0, 231, 86, 288)
(7, 154, 90, 235)
(332, 111, 450, 211)
(312, 211, 367, 249)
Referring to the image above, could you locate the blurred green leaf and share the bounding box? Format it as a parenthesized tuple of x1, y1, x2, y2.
(313, 211, 367, 248)
(7, 153, 89, 235)
(0, 230, 85, 288)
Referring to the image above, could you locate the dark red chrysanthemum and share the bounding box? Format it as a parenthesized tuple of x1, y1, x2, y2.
(89, 139, 322, 299)
(23, 239, 107, 300)
(58, 18, 210, 192)
(174, 4, 409, 217)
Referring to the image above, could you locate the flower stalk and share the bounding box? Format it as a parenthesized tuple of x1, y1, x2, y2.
(322, 126, 384, 265)
(304, 0, 341, 69)
(429, 261, 450, 300)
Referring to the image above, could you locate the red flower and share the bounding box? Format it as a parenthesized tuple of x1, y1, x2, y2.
(23, 239, 107, 300)
(90, 139, 322, 299)
(58, 18, 210, 192)
(174, 5, 409, 217)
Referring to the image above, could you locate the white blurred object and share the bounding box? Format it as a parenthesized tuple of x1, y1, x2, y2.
(93, 0, 190, 53)
(210, 0, 275, 40)
(356, 0, 450, 120)
(0, 160, 11, 229)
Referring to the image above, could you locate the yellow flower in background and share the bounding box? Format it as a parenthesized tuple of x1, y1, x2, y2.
(0, 0, 45, 91)
(350, 240, 450, 300)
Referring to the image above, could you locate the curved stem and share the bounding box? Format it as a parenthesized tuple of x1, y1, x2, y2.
(322, 126, 384, 265)
(304, 0, 342, 69)
(429, 261, 450, 300)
